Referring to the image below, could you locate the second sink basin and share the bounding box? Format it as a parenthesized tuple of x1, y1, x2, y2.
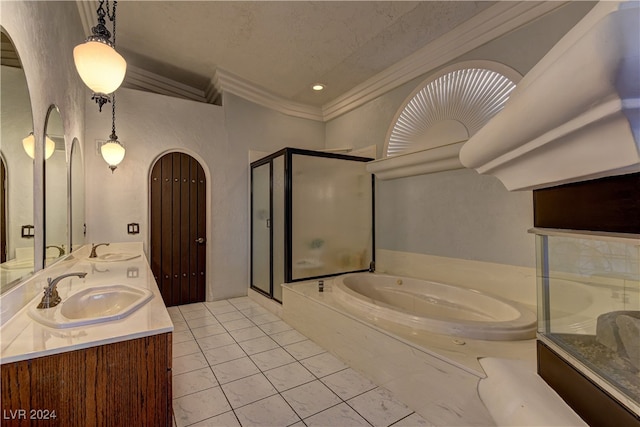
(29, 284, 153, 328)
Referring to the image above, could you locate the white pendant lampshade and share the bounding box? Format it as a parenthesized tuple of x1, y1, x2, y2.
(73, 41, 126, 96)
(101, 139, 125, 172)
(22, 133, 56, 160)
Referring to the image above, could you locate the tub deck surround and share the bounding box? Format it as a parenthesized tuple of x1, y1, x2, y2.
(284, 279, 536, 376)
(282, 279, 538, 426)
(0, 242, 173, 364)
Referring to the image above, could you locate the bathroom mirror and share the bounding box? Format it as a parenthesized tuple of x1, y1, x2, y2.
(70, 138, 85, 252)
(0, 30, 35, 293)
(44, 106, 68, 265)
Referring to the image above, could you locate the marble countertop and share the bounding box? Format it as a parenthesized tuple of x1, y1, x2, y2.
(0, 242, 173, 364)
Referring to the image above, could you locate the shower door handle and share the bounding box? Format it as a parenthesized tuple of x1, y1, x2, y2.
(266, 219, 271, 228)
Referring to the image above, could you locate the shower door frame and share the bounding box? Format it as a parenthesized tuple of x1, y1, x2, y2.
(250, 147, 375, 303)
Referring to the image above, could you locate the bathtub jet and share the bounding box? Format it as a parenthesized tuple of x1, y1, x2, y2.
(332, 273, 537, 341)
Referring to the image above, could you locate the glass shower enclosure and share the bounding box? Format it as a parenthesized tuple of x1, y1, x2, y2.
(251, 148, 374, 303)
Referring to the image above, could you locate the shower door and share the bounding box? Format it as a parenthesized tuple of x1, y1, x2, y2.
(251, 162, 271, 296)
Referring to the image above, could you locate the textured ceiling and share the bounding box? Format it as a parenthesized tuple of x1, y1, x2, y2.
(112, 1, 494, 107)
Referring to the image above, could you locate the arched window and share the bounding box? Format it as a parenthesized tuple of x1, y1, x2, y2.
(385, 61, 521, 157)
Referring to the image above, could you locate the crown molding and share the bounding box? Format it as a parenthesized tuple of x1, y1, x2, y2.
(321, 1, 567, 121)
(124, 65, 208, 103)
(75, 0, 96, 36)
(75, 0, 566, 122)
(211, 69, 324, 121)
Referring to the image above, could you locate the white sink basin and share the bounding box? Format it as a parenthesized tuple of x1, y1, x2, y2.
(28, 284, 153, 329)
(90, 253, 141, 262)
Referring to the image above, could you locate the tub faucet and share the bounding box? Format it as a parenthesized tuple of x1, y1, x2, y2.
(89, 243, 110, 258)
(37, 272, 87, 309)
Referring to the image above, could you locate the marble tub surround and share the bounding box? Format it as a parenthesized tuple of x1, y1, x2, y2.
(282, 280, 531, 426)
(169, 298, 430, 427)
(285, 279, 535, 376)
(376, 249, 537, 309)
(0, 242, 173, 364)
(478, 358, 587, 426)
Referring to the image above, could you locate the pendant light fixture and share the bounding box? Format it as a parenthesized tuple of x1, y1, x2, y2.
(22, 133, 55, 160)
(73, 0, 126, 112)
(100, 93, 125, 173)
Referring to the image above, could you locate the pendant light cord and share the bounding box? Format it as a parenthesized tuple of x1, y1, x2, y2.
(107, 0, 118, 141)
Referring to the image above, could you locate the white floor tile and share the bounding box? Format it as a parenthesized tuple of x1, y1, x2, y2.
(191, 323, 228, 339)
(258, 320, 293, 335)
(221, 373, 277, 409)
(228, 326, 266, 342)
(186, 315, 221, 329)
(204, 300, 234, 309)
(284, 339, 325, 360)
(391, 412, 433, 426)
(347, 388, 413, 427)
(173, 367, 218, 398)
(182, 308, 212, 320)
(239, 306, 270, 318)
(173, 386, 231, 427)
(173, 330, 195, 344)
(207, 305, 240, 315)
(211, 356, 260, 384)
(189, 410, 240, 427)
(304, 402, 370, 427)
(172, 339, 201, 358)
(264, 362, 316, 392)
(238, 336, 279, 355)
(300, 352, 348, 378)
(215, 311, 247, 323)
(234, 394, 301, 427)
(270, 329, 307, 346)
(227, 297, 254, 309)
(178, 302, 207, 313)
(282, 380, 342, 419)
(203, 343, 246, 366)
(173, 351, 209, 376)
(172, 320, 190, 333)
(196, 332, 236, 351)
(321, 368, 377, 400)
(248, 312, 281, 325)
(250, 347, 296, 371)
(222, 318, 255, 331)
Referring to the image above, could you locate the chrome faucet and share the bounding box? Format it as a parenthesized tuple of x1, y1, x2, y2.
(37, 272, 87, 309)
(89, 243, 110, 258)
(46, 245, 65, 257)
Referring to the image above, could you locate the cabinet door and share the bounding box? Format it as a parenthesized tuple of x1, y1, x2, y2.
(251, 162, 271, 295)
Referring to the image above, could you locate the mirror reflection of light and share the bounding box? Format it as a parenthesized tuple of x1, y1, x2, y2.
(22, 133, 55, 160)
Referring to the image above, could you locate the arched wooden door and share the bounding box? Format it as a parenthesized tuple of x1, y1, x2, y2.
(150, 152, 206, 306)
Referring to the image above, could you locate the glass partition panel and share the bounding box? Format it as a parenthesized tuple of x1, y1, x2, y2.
(251, 162, 271, 295)
(291, 153, 373, 280)
(272, 155, 285, 302)
(535, 231, 640, 409)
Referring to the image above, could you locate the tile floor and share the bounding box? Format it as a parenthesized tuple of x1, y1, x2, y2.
(168, 297, 431, 427)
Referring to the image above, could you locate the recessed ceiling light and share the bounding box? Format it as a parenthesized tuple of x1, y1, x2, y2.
(312, 83, 325, 91)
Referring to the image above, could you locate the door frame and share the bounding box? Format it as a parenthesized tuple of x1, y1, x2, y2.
(148, 149, 211, 302)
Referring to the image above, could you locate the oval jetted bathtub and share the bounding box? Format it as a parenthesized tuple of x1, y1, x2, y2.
(332, 273, 537, 341)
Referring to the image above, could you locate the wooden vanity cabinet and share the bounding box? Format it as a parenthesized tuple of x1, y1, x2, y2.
(1, 332, 172, 426)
